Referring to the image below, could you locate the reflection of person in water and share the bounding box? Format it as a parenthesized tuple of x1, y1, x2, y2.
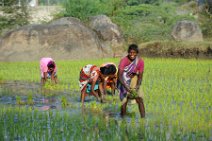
(79, 64, 117, 105)
(40, 57, 58, 85)
(117, 44, 145, 118)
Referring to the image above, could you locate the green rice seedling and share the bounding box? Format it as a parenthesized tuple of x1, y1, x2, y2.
(128, 89, 138, 98)
(27, 93, 34, 106)
(61, 96, 68, 108)
(89, 102, 102, 112)
(0, 58, 211, 140)
(16, 96, 25, 105)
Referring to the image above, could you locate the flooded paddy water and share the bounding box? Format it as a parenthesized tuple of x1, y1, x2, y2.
(0, 81, 78, 110)
(0, 59, 211, 140)
(0, 81, 130, 140)
(0, 80, 211, 141)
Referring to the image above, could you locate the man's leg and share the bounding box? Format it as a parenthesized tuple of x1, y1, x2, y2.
(130, 75, 145, 117)
(97, 82, 104, 102)
(54, 76, 58, 84)
(50, 73, 57, 84)
(121, 98, 128, 117)
(41, 78, 44, 85)
(80, 88, 86, 104)
(110, 82, 116, 96)
(135, 97, 145, 118)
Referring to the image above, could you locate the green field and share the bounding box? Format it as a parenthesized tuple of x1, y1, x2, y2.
(0, 58, 211, 140)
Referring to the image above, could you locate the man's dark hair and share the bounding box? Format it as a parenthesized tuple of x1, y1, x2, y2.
(128, 44, 139, 53)
(100, 64, 116, 75)
(47, 61, 55, 69)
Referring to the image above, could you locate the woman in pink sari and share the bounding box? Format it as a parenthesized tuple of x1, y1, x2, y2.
(40, 57, 58, 85)
(117, 44, 145, 118)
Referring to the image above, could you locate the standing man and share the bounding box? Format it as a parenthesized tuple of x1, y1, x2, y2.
(117, 44, 145, 118)
(40, 57, 58, 85)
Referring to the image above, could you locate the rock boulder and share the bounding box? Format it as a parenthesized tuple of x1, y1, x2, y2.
(0, 17, 114, 62)
(88, 15, 125, 57)
(171, 20, 203, 41)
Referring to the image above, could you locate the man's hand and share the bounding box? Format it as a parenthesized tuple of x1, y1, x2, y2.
(135, 85, 140, 92)
(126, 86, 132, 93)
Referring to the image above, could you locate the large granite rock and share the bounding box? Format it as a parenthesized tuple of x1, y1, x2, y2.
(171, 20, 203, 41)
(0, 16, 125, 62)
(88, 15, 125, 57)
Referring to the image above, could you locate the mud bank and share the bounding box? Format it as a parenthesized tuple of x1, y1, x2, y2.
(139, 41, 212, 59)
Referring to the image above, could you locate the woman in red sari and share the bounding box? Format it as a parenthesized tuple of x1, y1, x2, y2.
(117, 44, 145, 118)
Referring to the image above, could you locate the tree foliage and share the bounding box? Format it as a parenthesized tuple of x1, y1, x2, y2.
(63, 0, 100, 20)
(61, 0, 211, 42)
(0, 0, 28, 35)
(38, 0, 65, 5)
(62, 0, 128, 20)
(0, 0, 211, 41)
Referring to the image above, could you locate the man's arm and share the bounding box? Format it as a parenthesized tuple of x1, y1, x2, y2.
(42, 72, 48, 85)
(102, 78, 107, 95)
(112, 75, 117, 89)
(51, 72, 57, 84)
(136, 59, 144, 91)
(118, 69, 131, 92)
(136, 72, 143, 91)
(91, 75, 99, 98)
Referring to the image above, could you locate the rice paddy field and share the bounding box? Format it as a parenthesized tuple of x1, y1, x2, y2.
(0, 58, 211, 141)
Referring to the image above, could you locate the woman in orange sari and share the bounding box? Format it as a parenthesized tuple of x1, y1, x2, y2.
(79, 64, 116, 105)
(100, 62, 117, 96)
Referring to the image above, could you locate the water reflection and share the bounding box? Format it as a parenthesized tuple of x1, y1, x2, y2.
(0, 81, 210, 140)
(0, 81, 121, 117)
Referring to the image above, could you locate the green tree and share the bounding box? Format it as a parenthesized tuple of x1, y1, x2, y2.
(38, 0, 65, 5)
(63, 0, 127, 20)
(0, 0, 29, 35)
(63, 0, 102, 20)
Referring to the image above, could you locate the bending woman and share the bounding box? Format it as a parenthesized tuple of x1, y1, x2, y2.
(40, 57, 58, 85)
(79, 64, 116, 105)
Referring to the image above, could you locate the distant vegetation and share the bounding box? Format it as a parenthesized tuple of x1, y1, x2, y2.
(0, 0, 211, 43)
(0, 0, 28, 35)
(61, 0, 212, 43)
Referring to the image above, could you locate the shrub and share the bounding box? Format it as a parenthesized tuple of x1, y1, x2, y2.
(0, 0, 28, 35)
